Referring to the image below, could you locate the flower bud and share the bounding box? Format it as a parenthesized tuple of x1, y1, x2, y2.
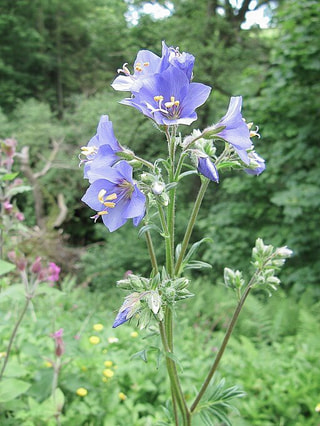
(31, 257, 42, 274)
(276, 246, 293, 258)
(51, 328, 65, 357)
(151, 181, 165, 195)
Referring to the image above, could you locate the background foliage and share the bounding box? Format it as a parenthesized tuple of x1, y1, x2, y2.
(0, 0, 319, 424)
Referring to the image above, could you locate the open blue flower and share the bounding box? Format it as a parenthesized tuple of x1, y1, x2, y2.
(209, 97, 252, 164)
(81, 161, 146, 232)
(112, 49, 162, 92)
(121, 66, 211, 126)
(160, 41, 195, 81)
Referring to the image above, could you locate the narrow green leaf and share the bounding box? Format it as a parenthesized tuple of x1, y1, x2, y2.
(0, 172, 19, 181)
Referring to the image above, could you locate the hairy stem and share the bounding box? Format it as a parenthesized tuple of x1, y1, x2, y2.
(145, 230, 158, 274)
(159, 320, 191, 425)
(190, 284, 253, 413)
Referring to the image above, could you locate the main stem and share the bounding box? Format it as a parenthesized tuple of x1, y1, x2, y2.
(160, 321, 191, 425)
(190, 285, 253, 413)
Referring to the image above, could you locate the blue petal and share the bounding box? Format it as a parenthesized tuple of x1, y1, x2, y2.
(84, 145, 119, 182)
(197, 156, 219, 182)
(123, 185, 146, 219)
(81, 179, 116, 211)
(112, 307, 130, 328)
(94, 115, 121, 151)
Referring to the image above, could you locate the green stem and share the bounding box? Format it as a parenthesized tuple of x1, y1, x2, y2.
(167, 130, 177, 277)
(174, 179, 209, 277)
(157, 203, 173, 275)
(0, 296, 31, 380)
(145, 230, 158, 274)
(159, 320, 191, 425)
(132, 155, 154, 170)
(190, 284, 253, 413)
(165, 305, 173, 351)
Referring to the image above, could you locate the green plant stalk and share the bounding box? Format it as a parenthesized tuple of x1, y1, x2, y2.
(145, 230, 158, 274)
(174, 179, 209, 276)
(190, 284, 253, 413)
(159, 320, 191, 425)
(167, 130, 177, 277)
(157, 203, 173, 275)
(0, 295, 31, 380)
(52, 357, 62, 426)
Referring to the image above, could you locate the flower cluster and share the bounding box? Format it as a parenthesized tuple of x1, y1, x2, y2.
(112, 41, 211, 126)
(80, 116, 146, 232)
(79, 41, 269, 330)
(187, 96, 265, 182)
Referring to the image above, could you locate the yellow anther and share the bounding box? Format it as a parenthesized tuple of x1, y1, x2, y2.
(98, 211, 108, 216)
(98, 189, 107, 203)
(98, 191, 117, 206)
(98, 189, 107, 202)
(103, 201, 116, 208)
(135, 62, 142, 72)
(106, 193, 117, 201)
(154, 95, 164, 102)
(143, 62, 150, 67)
(81, 146, 97, 156)
(165, 96, 180, 109)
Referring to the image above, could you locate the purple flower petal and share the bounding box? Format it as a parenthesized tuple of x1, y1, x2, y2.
(84, 145, 120, 182)
(197, 156, 219, 182)
(81, 161, 146, 232)
(244, 151, 266, 175)
(112, 307, 130, 328)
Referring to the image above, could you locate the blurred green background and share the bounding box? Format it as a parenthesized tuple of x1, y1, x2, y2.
(0, 0, 320, 424)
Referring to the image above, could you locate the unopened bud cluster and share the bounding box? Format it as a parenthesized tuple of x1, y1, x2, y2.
(251, 238, 293, 293)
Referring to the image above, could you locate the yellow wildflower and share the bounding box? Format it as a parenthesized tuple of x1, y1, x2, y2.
(102, 377, 108, 383)
(93, 323, 104, 331)
(89, 336, 100, 345)
(81, 366, 87, 372)
(104, 360, 113, 368)
(130, 331, 138, 338)
(44, 361, 53, 368)
(76, 387, 88, 397)
(0, 352, 7, 358)
(103, 369, 114, 378)
(118, 392, 127, 401)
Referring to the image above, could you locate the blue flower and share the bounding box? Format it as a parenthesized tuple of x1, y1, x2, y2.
(209, 97, 253, 164)
(121, 66, 211, 126)
(197, 156, 219, 182)
(80, 115, 122, 177)
(244, 151, 266, 175)
(112, 49, 162, 92)
(81, 161, 146, 232)
(112, 41, 195, 93)
(160, 41, 195, 81)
